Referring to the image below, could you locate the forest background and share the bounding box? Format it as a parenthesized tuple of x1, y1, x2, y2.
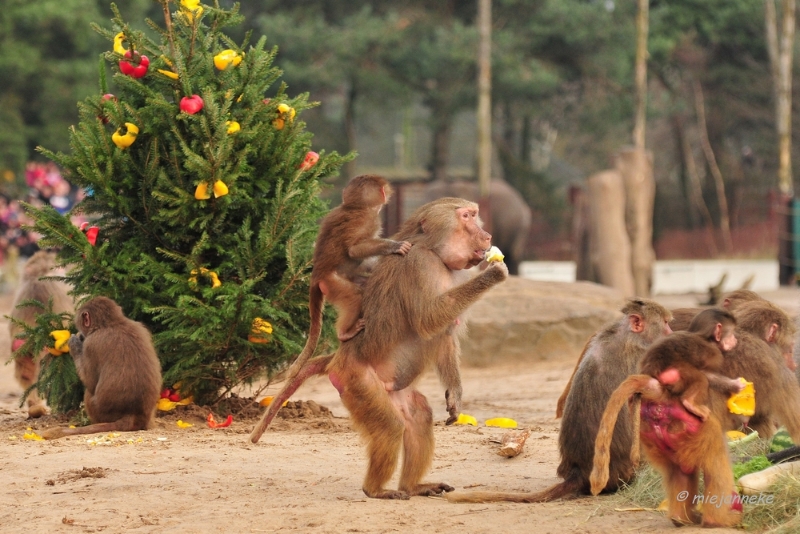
(0, 0, 791, 261)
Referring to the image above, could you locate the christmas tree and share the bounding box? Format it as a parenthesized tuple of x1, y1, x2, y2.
(21, 0, 350, 411)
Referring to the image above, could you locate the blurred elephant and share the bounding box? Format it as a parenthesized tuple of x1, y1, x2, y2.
(422, 179, 532, 275)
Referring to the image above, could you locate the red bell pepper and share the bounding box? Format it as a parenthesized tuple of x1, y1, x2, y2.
(119, 51, 150, 79)
(207, 413, 233, 428)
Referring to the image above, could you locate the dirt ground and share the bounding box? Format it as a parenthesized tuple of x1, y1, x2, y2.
(2, 286, 798, 534)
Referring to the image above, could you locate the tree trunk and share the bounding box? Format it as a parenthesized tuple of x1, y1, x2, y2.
(766, 0, 796, 284)
(674, 115, 719, 255)
(431, 110, 451, 182)
(633, 0, 649, 150)
(615, 148, 655, 296)
(343, 81, 358, 180)
(765, 0, 796, 196)
(693, 80, 733, 253)
(587, 170, 635, 297)
(477, 0, 492, 230)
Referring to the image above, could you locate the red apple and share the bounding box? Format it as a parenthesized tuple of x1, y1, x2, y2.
(160, 388, 171, 399)
(168, 392, 181, 402)
(180, 95, 204, 114)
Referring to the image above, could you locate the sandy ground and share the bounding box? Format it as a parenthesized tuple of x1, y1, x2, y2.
(2, 286, 798, 533)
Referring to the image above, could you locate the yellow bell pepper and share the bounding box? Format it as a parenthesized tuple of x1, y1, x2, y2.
(113, 32, 128, 55)
(47, 330, 72, 356)
(727, 379, 755, 416)
(249, 317, 273, 343)
(194, 182, 210, 200)
(485, 417, 518, 428)
(453, 413, 477, 426)
(112, 122, 139, 149)
(214, 49, 243, 70)
(180, 0, 203, 21)
(226, 121, 240, 134)
(157, 69, 178, 80)
(212, 180, 228, 198)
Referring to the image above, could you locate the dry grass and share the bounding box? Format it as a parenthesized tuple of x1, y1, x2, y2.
(611, 436, 800, 532)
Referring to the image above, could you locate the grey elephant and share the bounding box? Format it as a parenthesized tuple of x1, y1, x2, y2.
(421, 178, 532, 275)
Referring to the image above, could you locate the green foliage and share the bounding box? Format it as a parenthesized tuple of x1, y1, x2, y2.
(0, 0, 156, 181)
(26, 0, 350, 409)
(732, 455, 772, 481)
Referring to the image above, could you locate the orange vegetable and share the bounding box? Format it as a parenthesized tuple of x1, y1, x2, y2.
(207, 413, 233, 428)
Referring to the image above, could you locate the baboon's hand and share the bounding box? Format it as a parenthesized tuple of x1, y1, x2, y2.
(393, 240, 413, 256)
(483, 259, 509, 281)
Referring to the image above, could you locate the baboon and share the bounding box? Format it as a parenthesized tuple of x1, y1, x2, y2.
(733, 299, 796, 370)
(668, 288, 764, 332)
(41, 297, 161, 439)
(447, 299, 672, 503)
(9, 251, 74, 418)
(251, 198, 508, 500)
(281, 174, 411, 382)
(640, 309, 739, 421)
(590, 370, 742, 527)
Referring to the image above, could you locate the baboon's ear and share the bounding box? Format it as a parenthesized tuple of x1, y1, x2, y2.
(628, 313, 644, 333)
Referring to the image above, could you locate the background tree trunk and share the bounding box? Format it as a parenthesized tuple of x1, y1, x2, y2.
(477, 0, 493, 231)
(633, 0, 649, 150)
(587, 170, 635, 297)
(693, 80, 733, 253)
(616, 147, 655, 296)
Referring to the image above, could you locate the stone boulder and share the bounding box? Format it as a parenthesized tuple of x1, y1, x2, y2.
(462, 276, 625, 366)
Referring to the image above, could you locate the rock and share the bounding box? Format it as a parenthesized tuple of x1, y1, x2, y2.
(462, 276, 625, 366)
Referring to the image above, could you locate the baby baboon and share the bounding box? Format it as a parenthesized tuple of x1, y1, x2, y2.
(9, 251, 74, 418)
(281, 174, 411, 382)
(41, 297, 161, 439)
(590, 363, 741, 527)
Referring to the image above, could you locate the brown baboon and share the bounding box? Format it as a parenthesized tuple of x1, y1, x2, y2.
(733, 300, 796, 370)
(281, 174, 411, 382)
(640, 309, 739, 421)
(447, 299, 672, 503)
(251, 198, 507, 500)
(668, 288, 764, 331)
(9, 251, 74, 418)
(590, 370, 741, 527)
(41, 297, 161, 439)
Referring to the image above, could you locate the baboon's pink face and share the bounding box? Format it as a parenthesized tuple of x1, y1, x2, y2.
(439, 206, 492, 270)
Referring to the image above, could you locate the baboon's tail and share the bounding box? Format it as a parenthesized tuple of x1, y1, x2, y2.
(41, 414, 146, 440)
(445, 474, 585, 503)
(589, 374, 653, 495)
(283, 285, 325, 382)
(249, 353, 334, 443)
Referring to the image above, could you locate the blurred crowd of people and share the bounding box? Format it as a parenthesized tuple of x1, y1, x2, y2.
(0, 162, 85, 265)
